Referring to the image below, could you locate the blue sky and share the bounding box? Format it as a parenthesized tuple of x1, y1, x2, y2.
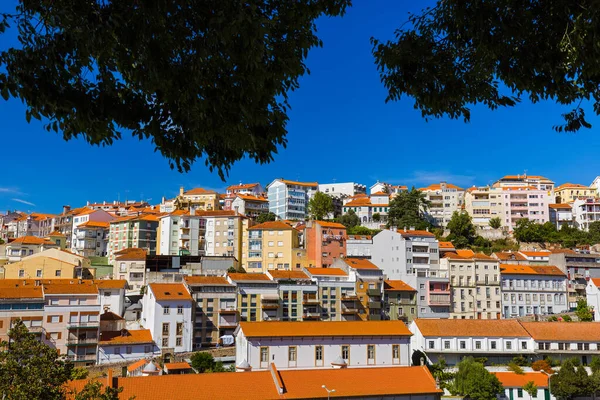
(1, 1, 600, 214)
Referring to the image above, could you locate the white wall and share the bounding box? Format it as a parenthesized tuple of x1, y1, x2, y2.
(99, 288, 125, 316)
(586, 281, 600, 321)
(142, 291, 193, 353)
(98, 343, 160, 365)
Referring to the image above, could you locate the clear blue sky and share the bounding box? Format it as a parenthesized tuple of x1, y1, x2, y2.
(1, 1, 600, 214)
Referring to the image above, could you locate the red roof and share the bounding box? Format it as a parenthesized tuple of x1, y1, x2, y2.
(493, 372, 549, 388)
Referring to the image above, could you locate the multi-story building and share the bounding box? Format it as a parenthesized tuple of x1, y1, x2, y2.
(267, 269, 319, 321)
(4, 236, 60, 262)
(318, 182, 366, 198)
(235, 320, 412, 371)
(549, 203, 574, 229)
(464, 186, 505, 229)
(243, 221, 301, 272)
(224, 183, 264, 211)
(549, 249, 600, 307)
(112, 248, 146, 291)
(172, 187, 220, 212)
(500, 264, 568, 317)
(419, 182, 464, 228)
(304, 267, 359, 321)
(14, 212, 56, 238)
(157, 211, 203, 256)
(0, 284, 44, 342)
(107, 214, 159, 263)
(554, 183, 597, 203)
(518, 250, 551, 265)
(572, 197, 600, 231)
(305, 221, 346, 268)
(98, 328, 159, 365)
(267, 179, 318, 220)
(441, 251, 502, 320)
(0, 211, 26, 241)
(370, 228, 450, 318)
(369, 181, 408, 196)
(493, 174, 555, 193)
(53, 206, 87, 247)
(494, 372, 554, 400)
(493, 251, 528, 265)
(201, 210, 245, 260)
(71, 221, 109, 257)
(141, 283, 194, 354)
(184, 276, 237, 349)
(227, 273, 279, 322)
(346, 234, 373, 258)
(342, 192, 390, 228)
(410, 318, 534, 365)
(383, 280, 418, 322)
(230, 194, 268, 218)
(3, 250, 88, 279)
(334, 258, 384, 321)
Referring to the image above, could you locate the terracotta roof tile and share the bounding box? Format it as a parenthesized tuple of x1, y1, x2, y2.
(278, 179, 318, 187)
(500, 264, 566, 277)
(239, 320, 412, 338)
(493, 251, 527, 261)
(456, 249, 475, 257)
(228, 273, 272, 282)
(305, 267, 347, 276)
(414, 318, 530, 338)
(95, 280, 128, 289)
(556, 183, 592, 190)
(591, 278, 600, 287)
(8, 236, 57, 246)
(493, 372, 549, 388)
(164, 362, 192, 371)
(345, 258, 380, 270)
(44, 283, 98, 295)
(519, 251, 551, 257)
(77, 221, 110, 229)
(47, 231, 66, 237)
(0, 286, 43, 299)
(398, 229, 435, 238)
(183, 188, 216, 195)
(248, 221, 294, 231)
(438, 241, 455, 249)
(149, 283, 192, 301)
(419, 183, 464, 191)
(227, 183, 260, 191)
(99, 329, 154, 345)
(549, 204, 572, 210)
(314, 221, 347, 229)
(384, 280, 417, 292)
(115, 248, 147, 261)
(520, 322, 600, 341)
(126, 359, 147, 372)
(267, 270, 310, 280)
(184, 276, 230, 285)
(235, 194, 267, 202)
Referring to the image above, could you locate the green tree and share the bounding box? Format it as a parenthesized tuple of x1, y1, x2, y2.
(0, 319, 73, 400)
(427, 358, 455, 390)
(73, 381, 124, 400)
(346, 226, 379, 236)
(0, 1, 350, 178)
(446, 211, 477, 248)
(523, 381, 538, 400)
(307, 192, 334, 220)
(372, 1, 600, 134)
(550, 359, 594, 400)
(508, 362, 525, 375)
(513, 219, 544, 243)
(71, 367, 90, 380)
(190, 352, 216, 373)
(339, 209, 360, 229)
(448, 357, 503, 400)
(256, 212, 277, 224)
(489, 217, 502, 230)
(561, 315, 572, 322)
(372, 213, 381, 222)
(590, 356, 600, 374)
(575, 298, 594, 322)
(387, 187, 431, 230)
(589, 221, 600, 242)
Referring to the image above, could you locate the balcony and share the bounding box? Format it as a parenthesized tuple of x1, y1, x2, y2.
(341, 292, 358, 301)
(67, 322, 99, 329)
(66, 337, 98, 346)
(302, 311, 321, 320)
(218, 316, 238, 327)
(68, 354, 97, 362)
(341, 306, 359, 314)
(219, 307, 237, 314)
(367, 288, 381, 296)
(261, 296, 279, 310)
(368, 301, 382, 309)
(180, 234, 190, 240)
(428, 294, 451, 306)
(302, 294, 319, 305)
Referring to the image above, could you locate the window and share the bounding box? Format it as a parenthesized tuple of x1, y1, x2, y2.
(126, 346, 132, 354)
(315, 346, 323, 362)
(50, 315, 60, 323)
(55, 270, 61, 277)
(163, 306, 170, 314)
(69, 298, 79, 305)
(460, 341, 466, 349)
(521, 342, 528, 350)
(176, 322, 183, 336)
(367, 345, 375, 361)
(162, 323, 169, 335)
(392, 345, 400, 360)
(428, 341, 435, 349)
(518, 389, 523, 398)
(113, 347, 120, 355)
(288, 346, 297, 362)
(491, 341, 497, 350)
(475, 341, 481, 349)
(444, 341, 450, 349)
(506, 342, 512, 350)
(144, 345, 151, 353)
(36, 269, 42, 277)
(260, 347, 269, 363)
(162, 338, 168, 347)
(341, 345, 350, 361)
(176, 337, 182, 347)
(177, 306, 183, 315)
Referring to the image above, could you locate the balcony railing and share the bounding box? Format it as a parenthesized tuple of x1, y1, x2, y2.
(68, 354, 97, 362)
(428, 294, 451, 306)
(67, 322, 99, 329)
(66, 337, 98, 346)
(341, 292, 358, 301)
(302, 294, 319, 304)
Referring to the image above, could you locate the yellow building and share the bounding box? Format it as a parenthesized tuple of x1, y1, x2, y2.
(1, 249, 94, 279)
(555, 183, 597, 203)
(175, 187, 220, 211)
(243, 221, 300, 273)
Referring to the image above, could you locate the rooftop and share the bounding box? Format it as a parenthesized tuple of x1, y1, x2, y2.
(248, 221, 294, 231)
(164, 362, 193, 371)
(344, 258, 380, 270)
(304, 267, 347, 276)
(99, 329, 154, 345)
(149, 283, 192, 301)
(493, 372, 549, 388)
(414, 318, 530, 338)
(8, 236, 57, 246)
(520, 321, 600, 342)
(0, 286, 43, 299)
(267, 270, 310, 280)
(314, 220, 347, 229)
(114, 248, 147, 261)
(384, 280, 417, 292)
(500, 265, 566, 277)
(183, 276, 230, 286)
(239, 320, 412, 338)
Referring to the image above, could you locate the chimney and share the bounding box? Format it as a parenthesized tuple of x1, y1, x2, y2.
(86, 201, 90, 206)
(426, 227, 429, 232)
(404, 227, 407, 232)
(234, 206, 239, 216)
(179, 186, 185, 196)
(409, 226, 415, 231)
(62, 205, 71, 214)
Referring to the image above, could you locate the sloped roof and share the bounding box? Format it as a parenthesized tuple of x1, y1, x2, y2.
(8, 236, 56, 246)
(149, 283, 192, 301)
(493, 372, 549, 388)
(500, 264, 566, 277)
(344, 258, 380, 270)
(384, 280, 417, 292)
(520, 322, 600, 341)
(114, 248, 147, 261)
(239, 320, 411, 338)
(267, 270, 310, 280)
(414, 319, 530, 338)
(99, 329, 154, 345)
(248, 221, 294, 231)
(305, 267, 347, 276)
(184, 276, 230, 286)
(314, 221, 346, 229)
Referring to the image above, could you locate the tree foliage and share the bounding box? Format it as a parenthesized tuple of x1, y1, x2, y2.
(0, 1, 350, 178)
(550, 359, 595, 400)
(523, 381, 538, 400)
(513, 219, 600, 247)
(307, 192, 334, 221)
(372, 1, 600, 134)
(71, 367, 90, 380)
(387, 187, 431, 230)
(448, 357, 503, 400)
(256, 212, 277, 224)
(508, 362, 525, 375)
(0, 319, 73, 400)
(189, 351, 231, 373)
(339, 209, 360, 229)
(72, 381, 124, 400)
(489, 217, 502, 230)
(447, 211, 477, 249)
(575, 298, 593, 322)
(427, 358, 455, 390)
(531, 359, 554, 375)
(372, 213, 381, 222)
(346, 225, 379, 236)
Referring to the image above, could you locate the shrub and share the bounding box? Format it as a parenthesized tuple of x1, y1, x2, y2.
(531, 359, 554, 374)
(511, 355, 530, 367)
(548, 315, 558, 322)
(562, 315, 572, 322)
(508, 362, 525, 375)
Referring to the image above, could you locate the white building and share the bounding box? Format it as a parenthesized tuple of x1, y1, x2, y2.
(419, 182, 464, 228)
(318, 182, 366, 197)
(346, 234, 373, 258)
(97, 329, 160, 365)
(586, 278, 600, 321)
(342, 192, 390, 228)
(142, 283, 193, 353)
(230, 194, 268, 218)
(158, 211, 202, 256)
(572, 197, 600, 231)
(494, 372, 554, 400)
(500, 264, 568, 318)
(235, 320, 412, 371)
(224, 183, 265, 211)
(409, 319, 534, 365)
(549, 203, 574, 229)
(96, 280, 127, 316)
(70, 209, 114, 256)
(267, 179, 318, 220)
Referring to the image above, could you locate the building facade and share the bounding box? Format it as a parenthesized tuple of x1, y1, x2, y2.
(305, 221, 347, 268)
(107, 215, 159, 263)
(267, 179, 318, 221)
(554, 183, 597, 204)
(243, 221, 301, 272)
(157, 211, 203, 256)
(419, 182, 465, 228)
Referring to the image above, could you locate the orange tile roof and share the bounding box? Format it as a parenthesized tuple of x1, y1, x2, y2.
(227, 183, 260, 191)
(115, 248, 147, 261)
(94, 280, 128, 289)
(456, 249, 475, 257)
(591, 278, 600, 287)
(126, 359, 148, 372)
(493, 251, 527, 261)
(398, 229, 435, 238)
(493, 372, 549, 388)
(520, 322, 600, 341)
(556, 183, 591, 190)
(184, 276, 231, 285)
(371, 191, 389, 196)
(149, 283, 192, 301)
(344, 198, 375, 207)
(29, 212, 56, 221)
(278, 179, 318, 187)
(519, 251, 551, 257)
(384, 280, 417, 292)
(502, 186, 540, 191)
(236, 194, 268, 202)
(228, 273, 272, 282)
(164, 362, 192, 371)
(305, 267, 347, 276)
(549, 203, 573, 209)
(414, 319, 530, 338)
(499, 175, 552, 182)
(239, 320, 411, 338)
(314, 220, 347, 229)
(248, 221, 294, 231)
(99, 329, 154, 345)
(8, 236, 57, 246)
(47, 231, 66, 237)
(75, 209, 97, 216)
(419, 183, 464, 191)
(345, 258, 380, 270)
(78, 220, 110, 229)
(267, 270, 310, 280)
(194, 210, 240, 217)
(500, 264, 565, 277)
(183, 187, 216, 195)
(438, 241, 455, 249)
(0, 286, 43, 299)
(44, 283, 98, 295)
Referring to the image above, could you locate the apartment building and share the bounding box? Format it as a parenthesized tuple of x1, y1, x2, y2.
(305, 220, 347, 268)
(227, 273, 280, 322)
(493, 251, 528, 265)
(14, 212, 56, 238)
(107, 214, 159, 263)
(224, 183, 264, 211)
(500, 265, 568, 317)
(266, 269, 319, 321)
(243, 221, 300, 272)
(464, 186, 505, 229)
(419, 182, 464, 227)
(201, 210, 244, 260)
(3, 251, 87, 280)
(371, 229, 449, 318)
(72, 221, 109, 257)
(0, 211, 25, 241)
(555, 183, 597, 203)
(383, 280, 418, 322)
(53, 206, 87, 247)
(549, 203, 574, 229)
(267, 179, 318, 220)
(235, 320, 412, 371)
(172, 187, 219, 212)
(549, 249, 600, 307)
(142, 283, 194, 354)
(333, 258, 384, 321)
(494, 174, 555, 192)
(112, 248, 146, 291)
(318, 182, 366, 198)
(0, 285, 44, 342)
(157, 211, 203, 256)
(304, 267, 359, 322)
(369, 181, 408, 195)
(440, 251, 502, 320)
(230, 194, 268, 218)
(183, 276, 237, 349)
(4, 236, 59, 262)
(346, 234, 373, 258)
(342, 192, 390, 228)
(572, 197, 600, 231)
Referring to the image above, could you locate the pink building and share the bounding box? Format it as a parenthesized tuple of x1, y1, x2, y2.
(500, 187, 550, 227)
(305, 221, 347, 268)
(223, 183, 264, 210)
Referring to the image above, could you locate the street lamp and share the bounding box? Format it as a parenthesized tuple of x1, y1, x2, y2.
(322, 385, 336, 400)
(541, 370, 553, 398)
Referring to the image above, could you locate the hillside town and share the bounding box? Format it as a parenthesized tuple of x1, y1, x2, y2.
(2, 175, 600, 398)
